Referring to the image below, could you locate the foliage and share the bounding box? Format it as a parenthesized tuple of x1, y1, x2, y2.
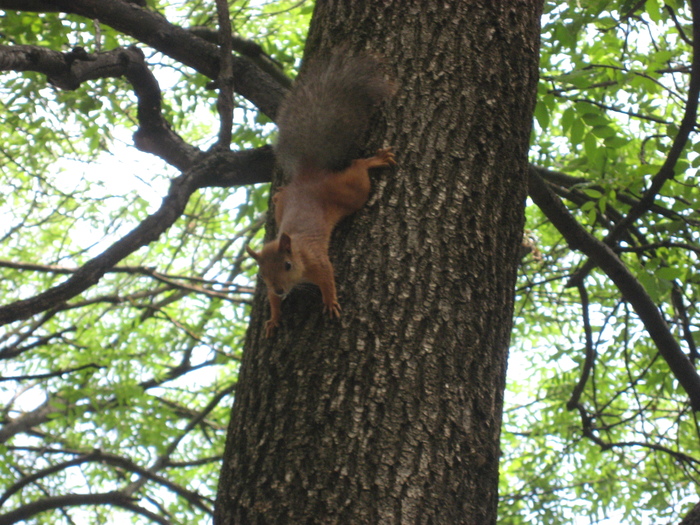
(0, 0, 699, 524)
(502, 1, 700, 523)
(0, 1, 310, 523)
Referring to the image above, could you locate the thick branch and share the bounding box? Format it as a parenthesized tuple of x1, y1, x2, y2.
(0, 42, 277, 180)
(0, 166, 199, 325)
(528, 166, 700, 410)
(0, 491, 170, 525)
(0, 453, 101, 506)
(0, 18, 278, 323)
(20, 0, 288, 118)
(0, 44, 200, 169)
(0, 401, 57, 444)
(672, 285, 699, 362)
(0, 0, 61, 11)
(197, 145, 274, 187)
(121, 47, 200, 170)
(0, 137, 273, 325)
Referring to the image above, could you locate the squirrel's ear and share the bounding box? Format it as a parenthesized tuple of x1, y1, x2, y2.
(279, 233, 292, 254)
(246, 245, 260, 262)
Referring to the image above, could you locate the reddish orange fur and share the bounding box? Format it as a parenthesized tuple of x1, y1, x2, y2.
(248, 148, 395, 337)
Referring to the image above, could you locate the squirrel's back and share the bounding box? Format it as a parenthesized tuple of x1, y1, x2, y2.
(275, 53, 394, 176)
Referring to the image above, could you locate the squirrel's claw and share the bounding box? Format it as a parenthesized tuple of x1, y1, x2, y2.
(365, 147, 396, 169)
(324, 301, 342, 319)
(264, 319, 279, 338)
(376, 147, 396, 166)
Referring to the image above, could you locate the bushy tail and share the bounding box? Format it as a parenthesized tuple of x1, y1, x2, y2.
(275, 52, 395, 176)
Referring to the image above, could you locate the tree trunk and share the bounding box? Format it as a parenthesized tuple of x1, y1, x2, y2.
(215, 1, 542, 523)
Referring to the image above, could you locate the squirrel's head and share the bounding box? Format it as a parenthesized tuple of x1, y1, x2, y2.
(246, 233, 304, 297)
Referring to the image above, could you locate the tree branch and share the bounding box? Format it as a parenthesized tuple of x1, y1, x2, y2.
(0, 321, 73, 361)
(0, 453, 101, 506)
(197, 145, 275, 187)
(0, 164, 199, 325)
(534, 165, 692, 224)
(567, 0, 700, 287)
(187, 26, 292, 89)
(0, 131, 273, 325)
(0, 40, 279, 178)
(11, 0, 288, 119)
(0, 401, 58, 444)
(0, 364, 102, 383)
(567, 283, 596, 410)
(0, 44, 200, 170)
(528, 166, 700, 411)
(0, 0, 61, 11)
(0, 259, 254, 297)
(0, 491, 170, 525)
(672, 285, 699, 362)
(215, 0, 234, 147)
(574, 405, 700, 467)
(0, 364, 220, 447)
(0, 14, 280, 324)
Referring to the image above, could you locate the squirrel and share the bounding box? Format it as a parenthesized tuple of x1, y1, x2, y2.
(246, 52, 396, 337)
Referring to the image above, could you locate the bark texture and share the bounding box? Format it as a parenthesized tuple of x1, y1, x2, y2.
(216, 1, 543, 523)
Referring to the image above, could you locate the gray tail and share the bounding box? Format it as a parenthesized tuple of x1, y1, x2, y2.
(275, 52, 395, 176)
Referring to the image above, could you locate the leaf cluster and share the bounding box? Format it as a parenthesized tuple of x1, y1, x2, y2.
(0, 1, 310, 523)
(503, 1, 700, 523)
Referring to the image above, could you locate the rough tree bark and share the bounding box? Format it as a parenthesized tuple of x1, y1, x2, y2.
(215, 1, 543, 523)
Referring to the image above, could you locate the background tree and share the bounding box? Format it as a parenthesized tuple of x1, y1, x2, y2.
(0, 1, 699, 525)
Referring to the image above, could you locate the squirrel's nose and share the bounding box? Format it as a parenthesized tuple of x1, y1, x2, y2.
(274, 287, 285, 296)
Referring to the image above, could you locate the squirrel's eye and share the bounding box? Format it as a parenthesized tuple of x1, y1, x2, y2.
(284, 261, 292, 271)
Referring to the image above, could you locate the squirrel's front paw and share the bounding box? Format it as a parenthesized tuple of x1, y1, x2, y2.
(264, 319, 279, 338)
(323, 301, 342, 319)
(375, 147, 396, 167)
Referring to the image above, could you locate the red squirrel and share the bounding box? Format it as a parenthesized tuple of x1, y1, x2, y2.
(246, 53, 396, 337)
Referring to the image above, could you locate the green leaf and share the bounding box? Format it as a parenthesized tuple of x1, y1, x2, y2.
(655, 267, 683, 281)
(637, 271, 662, 302)
(581, 113, 611, 127)
(570, 117, 586, 146)
(590, 125, 616, 138)
(583, 188, 603, 199)
(535, 99, 551, 131)
(645, 0, 663, 22)
(561, 107, 576, 132)
(584, 132, 598, 160)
